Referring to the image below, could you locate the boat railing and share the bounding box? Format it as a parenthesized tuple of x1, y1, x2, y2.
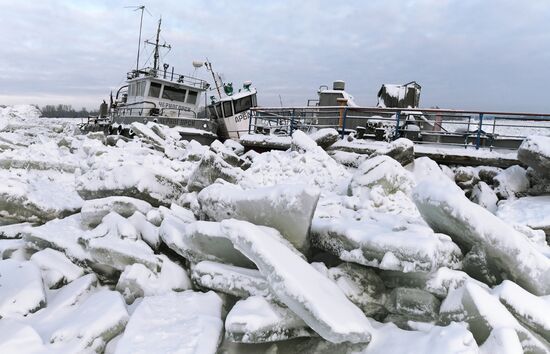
(128, 67, 209, 90)
(114, 105, 197, 119)
(249, 106, 550, 150)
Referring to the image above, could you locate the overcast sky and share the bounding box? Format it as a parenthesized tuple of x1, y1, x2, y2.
(1, 0, 549, 112)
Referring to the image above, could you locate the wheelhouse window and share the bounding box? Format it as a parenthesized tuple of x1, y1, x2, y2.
(149, 82, 162, 98)
(128, 83, 135, 97)
(215, 103, 222, 118)
(222, 101, 233, 117)
(208, 105, 218, 118)
(162, 86, 187, 102)
(186, 90, 198, 104)
(233, 95, 253, 114)
(136, 81, 146, 96)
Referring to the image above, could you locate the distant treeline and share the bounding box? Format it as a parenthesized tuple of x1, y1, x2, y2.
(39, 104, 99, 118)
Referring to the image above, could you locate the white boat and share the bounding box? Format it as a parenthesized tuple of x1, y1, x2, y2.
(83, 9, 259, 144)
(105, 17, 218, 144)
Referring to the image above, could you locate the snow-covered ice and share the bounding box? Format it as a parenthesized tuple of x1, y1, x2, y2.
(2, 106, 550, 353)
(115, 291, 223, 354)
(220, 219, 374, 344)
(0, 259, 46, 318)
(198, 183, 320, 252)
(190, 260, 270, 298)
(414, 178, 550, 295)
(225, 296, 314, 343)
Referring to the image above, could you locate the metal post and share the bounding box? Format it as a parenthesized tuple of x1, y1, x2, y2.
(248, 109, 253, 134)
(341, 107, 348, 138)
(394, 111, 401, 139)
(475, 113, 484, 149)
(290, 108, 295, 135)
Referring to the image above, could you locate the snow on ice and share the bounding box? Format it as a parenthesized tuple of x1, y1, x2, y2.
(2, 105, 550, 353)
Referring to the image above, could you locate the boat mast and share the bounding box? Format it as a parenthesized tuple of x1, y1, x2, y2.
(145, 18, 171, 72)
(205, 59, 222, 99)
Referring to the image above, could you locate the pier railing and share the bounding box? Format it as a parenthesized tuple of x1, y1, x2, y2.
(248, 106, 550, 150)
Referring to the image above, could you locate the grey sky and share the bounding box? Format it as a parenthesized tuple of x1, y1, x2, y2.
(1, 0, 549, 112)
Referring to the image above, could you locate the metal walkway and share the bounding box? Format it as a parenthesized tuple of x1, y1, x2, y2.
(247, 106, 550, 151)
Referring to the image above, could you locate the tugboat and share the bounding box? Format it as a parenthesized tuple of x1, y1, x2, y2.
(81, 10, 258, 144)
(205, 63, 258, 140)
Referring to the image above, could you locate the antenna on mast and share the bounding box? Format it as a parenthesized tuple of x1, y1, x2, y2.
(125, 5, 151, 73)
(145, 18, 171, 71)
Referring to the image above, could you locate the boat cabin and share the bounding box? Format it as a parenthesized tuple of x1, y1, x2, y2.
(117, 67, 209, 119)
(208, 87, 258, 121)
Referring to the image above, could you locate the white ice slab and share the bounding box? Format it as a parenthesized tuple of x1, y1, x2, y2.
(30, 248, 84, 288)
(0, 259, 46, 318)
(115, 291, 223, 354)
(191, 260, 270, 298)
(220, 219, 374, 344)
(414, 178, 550, 295)
(311, 216, 461, 272)
(80, 196, 153, 228)
(225, 296, 313, 343)
(198, 183, 320, 252)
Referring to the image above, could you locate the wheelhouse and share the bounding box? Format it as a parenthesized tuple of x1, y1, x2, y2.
(208, 90, 257, 120)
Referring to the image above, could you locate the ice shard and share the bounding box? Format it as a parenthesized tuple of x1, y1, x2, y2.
(220, 219, 374, 344)
(115, 291, 223, 354)
(198, 183, 320, 252)
(191, 260, 270, 298)
(225, 296, 315, 343)
(414, 178, 550, 295)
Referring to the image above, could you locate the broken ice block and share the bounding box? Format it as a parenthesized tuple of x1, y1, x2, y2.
(311, 217, 461, 272)
(225, 296, 315, 343)
(0, 319, 46, 353)
(313, 262, 387, 318)
(497, 196, 550, 236)
(80, 196, 153, 228)
(440, 281, 550, 352)
(48, 289, 128, 352)
(220, 219, 374, 344)
(348, 155, 415, 198)
(83, 235, 160, 273)
(0, 239, 26, 259)
(470, 181, 498, 213)
(518, 135, 550, 176)
(309, 128, 339, 149)
(115, 291, 223, 354)
(0, 222, 33, 239)
(198, 183, 320, 252)
(0, 172, 83, 223)
(379, 267, 489, 299)
(480, 328, 523, 354)
(187, 151, 244, 192)
(76, 165, 184, 206)
(493, 165, 529, 199)
(160, 217, 255, 268)
(385, 287, 440, 322)
(493, 280, 550, 343)
(414, 178, 550, 295)
(82, 211, 140, 241)
(30, 248, 85, 288)
(191, 260, 270, 298)
(462, 244, 503, 286)
(116, 255, 191, 304)
(363, 322, 478, 354)
(127, 211, 160, 249)
(210, 139, 241, 166)
(0, 259, 46, 317)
